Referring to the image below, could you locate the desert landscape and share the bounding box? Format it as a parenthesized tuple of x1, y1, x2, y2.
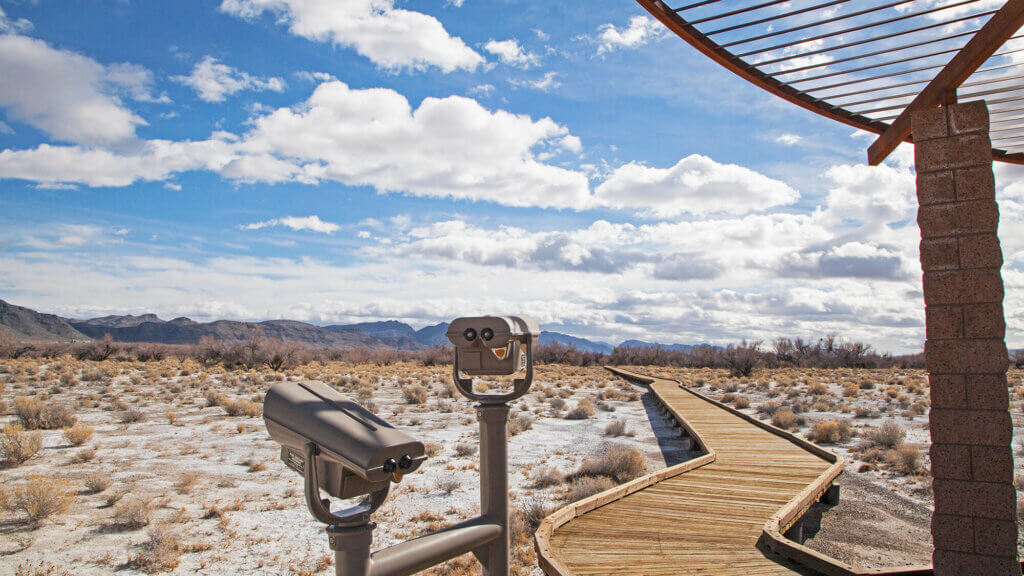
(2, 351, 1021, 575)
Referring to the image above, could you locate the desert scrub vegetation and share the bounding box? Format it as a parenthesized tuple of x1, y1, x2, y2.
(565, 397, 596, 420)
(807, 420, 853, 445)
(63, 422, 94, 446)
(1, 475, 76, 523)
(401, 383, 428, 404)
(571, 445, 647, 484)
(13, 395, 76, 429)
(2, 423, 42, 466)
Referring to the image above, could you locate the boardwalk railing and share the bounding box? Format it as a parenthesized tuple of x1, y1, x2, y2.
(534, 367, 936, 576)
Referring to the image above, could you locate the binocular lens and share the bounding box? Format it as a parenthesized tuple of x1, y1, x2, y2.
(383, 458, 397, 473)
(399, 455, 413, 470)
(481, 328, 494, 341)
(463, 328, 477, 341)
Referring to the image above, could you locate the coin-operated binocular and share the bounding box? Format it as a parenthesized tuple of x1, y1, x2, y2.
(265, 315, 539, 576)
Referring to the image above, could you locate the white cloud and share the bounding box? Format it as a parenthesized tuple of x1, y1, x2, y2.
(594, 154, 800, 217)
(468, 84, 495, 97)
(484, 39, 538, 69)
(597, 16, 665, 54)
(512, 71, 560, 92)
(242, 215, 340, 234)
(0, 34, 145, 145)
(0, 7, 32, 34)
(174, 56, 285, 103)
(775, 133, 802, 146)
(106, 63, 171, 103)
(219, 0, 484, 72)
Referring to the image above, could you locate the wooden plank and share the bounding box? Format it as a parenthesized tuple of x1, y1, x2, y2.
(867, 0, 1024, 165)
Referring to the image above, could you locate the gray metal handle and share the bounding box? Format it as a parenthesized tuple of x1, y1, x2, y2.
(304, 443, 389, 527)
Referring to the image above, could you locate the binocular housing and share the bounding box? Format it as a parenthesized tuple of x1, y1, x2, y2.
(445, 315, 539, 377)
(264, 381, 426, 499)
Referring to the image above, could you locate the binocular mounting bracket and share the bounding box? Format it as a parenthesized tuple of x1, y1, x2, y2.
(452, 340, 534, 405)
(303, 442, 390, 528)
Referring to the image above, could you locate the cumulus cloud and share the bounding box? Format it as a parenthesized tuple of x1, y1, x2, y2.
(219, 0, 484, 72)
(0, 34, 146, 145)
(0, 7, 32, 34)
(511, 71, 561, 92)
(174, 56, 285, 102)
(594, 154, 800, 217)
(597, 16, 665, 54)
(242, 215, 340, 234)
(484, 39, 538, 68)
(775, 133, 802, 146)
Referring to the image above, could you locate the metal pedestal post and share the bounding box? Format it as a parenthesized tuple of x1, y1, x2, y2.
(476, 403, 510, 576)
(328, 522, 374, 576)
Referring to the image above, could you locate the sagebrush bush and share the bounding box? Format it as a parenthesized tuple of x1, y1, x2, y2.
(1, 423, 42, 466)
(453, 443, 477, 457)
(130, 526, 182, 573)
(14, 396, 77, 430)
(867, 420, 905, 448)
(808, 420, 853, 444)
(84, 472, 113, 493)
(222, 399, 260, 417)
(886, 444, 922, 475)
(565, 398, 595, 420)
(771, 409, 802, 430)
(565, 476, 616, 502)
(433, 474, 461, 494)
(401, 384, 428, 404)
(64, 423, 94, 446)
(119, 408, 146, 423)
(604, 420, 632, 437)
(574, 446, 646, 483)
(734, 396, 751, 409)
(531, 466, 563, 488)
(508, 413, 534, 435)
(2, 475, 75, 522)
(114, 495, 153, 529)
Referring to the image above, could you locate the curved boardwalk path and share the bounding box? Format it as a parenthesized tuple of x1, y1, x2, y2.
(535, 368, 932, 576)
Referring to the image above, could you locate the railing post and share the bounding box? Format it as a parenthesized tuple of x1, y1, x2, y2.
(476, 403, 511, 576)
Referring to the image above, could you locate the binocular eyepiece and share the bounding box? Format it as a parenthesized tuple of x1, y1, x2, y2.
(264, 381, 426, 500)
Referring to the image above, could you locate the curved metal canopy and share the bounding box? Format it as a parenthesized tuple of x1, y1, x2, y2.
(637, 0, 1024, 165)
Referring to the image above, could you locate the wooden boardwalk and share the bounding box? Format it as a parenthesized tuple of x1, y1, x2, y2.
(535, 368, 932, 576)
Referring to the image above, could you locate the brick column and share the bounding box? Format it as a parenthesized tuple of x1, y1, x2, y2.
(912, 100, 1020, 576)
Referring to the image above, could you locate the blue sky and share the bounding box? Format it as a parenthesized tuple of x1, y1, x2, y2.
(0, 0, 1022, 353)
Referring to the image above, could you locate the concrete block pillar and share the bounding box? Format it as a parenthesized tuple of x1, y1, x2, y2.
(911, 100, 1020, 576)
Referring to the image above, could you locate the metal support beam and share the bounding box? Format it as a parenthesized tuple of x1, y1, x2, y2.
(867, 0, 1024, 165)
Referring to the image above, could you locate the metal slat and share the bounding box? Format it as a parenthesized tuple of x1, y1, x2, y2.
(754, 28, 980, 68)
(704, 0, 857, 34)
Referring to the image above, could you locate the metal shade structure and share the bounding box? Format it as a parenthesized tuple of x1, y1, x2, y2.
(636, 0, 1024, 165)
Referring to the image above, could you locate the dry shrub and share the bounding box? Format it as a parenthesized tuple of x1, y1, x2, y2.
(130, 525, 182, 573)
(886, 444, 922, 475)
(14, 396, 77, 430)
(771, 409, 802, 430)
(508, 413, 534, 435)
(548, 397, 566, 411)
(454, 443, 477, 457)
(511, 499, 552, 543)
(119, 408, 146, 423)
(565, 398, 595, 420)
(14, 561, 71, 576)
(63, 423, 94, 446)
(71, 446, 97, 463)
(758, 401, 782, 416)
(531, 466, 563, 488)
(867, 420, 906, 448)
(175, 471, 200, 494)
(84, 472, 113, 493)
(402, 384, 428, 404)
(808, 420, 853, 444)
(574, 446, 646, 483)
(733, 396, 751, 409)
(222, 398, 260, 417)
(114, 495, 153, 529)
(604, 420, 633, 437)
(2, 423, 42, 465)
(433, 474, 461, 494)
(808, 382, 829, 395)
(565, 476, 616, 501)
(2, 475, 75, 522)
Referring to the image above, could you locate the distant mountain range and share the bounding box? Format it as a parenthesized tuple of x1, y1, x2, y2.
(0, 299, 709, 353)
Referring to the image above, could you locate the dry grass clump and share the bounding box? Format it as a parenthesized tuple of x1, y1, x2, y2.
(84, 472, 113, 493)
(771, 409, 803, 430)
(807, 420, 853, 444)
(511, 499, 553, 541)
(733, 396, 751, 409)
(175, 471, 200, 494)
(433, 474, 462, 494)
(531, 466, 563, 488)
(886, 444, 922, 475)
(63, 423, 94, 446)
(1, 475, 75, 523)
(508, 413, 534, 435)
(565, 398, 596, 420)
(402, 384, 429, 404)
(1, 423, 42, 466)
(573, 446, 647, 483)
(119, 407, 146, 423)
(14, 396, 77, 430)
(758, 401, 782, 416)
(866, 420, 906, 448)
(604, 419, 633, 437)
(222, 398, 260, 417)
(453, 443, 477, 457)
(565, 476, 617, 501)
(129, 525, 182, 573)
(14, 561, 72, 576)
(114, 495, 153, 529)
(548, 397, 566, 411)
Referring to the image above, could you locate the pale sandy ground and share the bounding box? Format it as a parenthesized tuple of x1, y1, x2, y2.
(0, 362, 690, 576)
